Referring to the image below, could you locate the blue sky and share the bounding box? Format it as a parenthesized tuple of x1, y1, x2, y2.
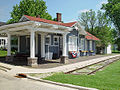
(0, 0, 107, 23)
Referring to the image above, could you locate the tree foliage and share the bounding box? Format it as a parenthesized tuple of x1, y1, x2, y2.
(102, 0, 120, 34)
(7, 0, 52, 24)
(78, 10, 114, 47)
(102, 0, 120, 50)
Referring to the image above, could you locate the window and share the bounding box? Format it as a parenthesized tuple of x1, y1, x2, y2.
(69, 36, 77, 51)
(79, 38, 84, 50)
(0, 39, 1, 45)
(1, 39, 3, 45)
(89, 41, 92, 50)
(45, 35, 51, 45)
(4, 40, 6, 45)
(0, 39, 6, 46)
(53, 36, 59, 45)
(85, 40, 87, 50)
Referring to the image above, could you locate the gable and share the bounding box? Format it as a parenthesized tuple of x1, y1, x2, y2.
(71, 22, 87, 35)
(19, 16, 30, 22)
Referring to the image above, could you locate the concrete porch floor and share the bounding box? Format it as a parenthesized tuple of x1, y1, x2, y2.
(25, 54, 116, 69)
(0, 54, 120, 76)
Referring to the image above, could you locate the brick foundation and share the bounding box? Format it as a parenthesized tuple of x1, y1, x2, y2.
(5, 56, 13, 62)
(60, 56, 68, 64)
(27, 57, 38, 67)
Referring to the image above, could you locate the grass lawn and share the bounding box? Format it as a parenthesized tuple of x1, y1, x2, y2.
(112, 50, 120, 53)
(0, 50, 7, 57)
(44, 60, 120, 90)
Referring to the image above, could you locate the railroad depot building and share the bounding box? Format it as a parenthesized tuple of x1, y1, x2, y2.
(0, 13, 100, 66)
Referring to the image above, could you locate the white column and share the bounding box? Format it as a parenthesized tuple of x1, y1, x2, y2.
(41, 33, 45, 58)
(35, 34, 38, 55)
(62, 33, 67, 56)
(30, 30, 35, 58)
(7, 33, 11, 56)
(18, 36, 20, 52)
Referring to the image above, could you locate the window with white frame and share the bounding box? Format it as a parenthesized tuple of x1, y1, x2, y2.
(53, 36, 59, 45)
(0, 39, 6, 47)
(80, 38, 84, 50)
(69, 36, 77, 51)
(89, 41, 92, 50)
(45, 35, 51, 45)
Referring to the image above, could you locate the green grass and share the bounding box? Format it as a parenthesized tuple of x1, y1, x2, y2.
(44, 60, 120, 90)
(0, 50, 7, 57)
(112, 50, 120, 53)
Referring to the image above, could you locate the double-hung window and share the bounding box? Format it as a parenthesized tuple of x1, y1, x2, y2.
(45, 35, 51, 45)
(80, 38, 84, 50)
(69, 36, 77, 51)
(89, 41, 92, 50)
(53, 36, 59, 45)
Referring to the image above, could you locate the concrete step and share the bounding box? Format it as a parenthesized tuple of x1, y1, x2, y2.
(0, 65, 11, 72)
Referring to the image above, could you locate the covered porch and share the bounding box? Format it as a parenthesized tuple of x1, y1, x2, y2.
(0, 21, 72, 66)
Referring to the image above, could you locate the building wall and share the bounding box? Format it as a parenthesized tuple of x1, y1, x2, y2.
(18, 29, 98, 60)
(105, 44, 112, 54)
(44, 34, 61, 60)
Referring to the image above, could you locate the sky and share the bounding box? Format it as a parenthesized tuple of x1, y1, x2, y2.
(0, 0, 107, 23)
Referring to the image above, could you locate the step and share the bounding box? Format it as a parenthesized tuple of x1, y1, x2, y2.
(0, 65, 11, 72)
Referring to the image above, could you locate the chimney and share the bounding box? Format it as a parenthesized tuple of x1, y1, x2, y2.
(56, 13, 62, 22)
(36, 15, 40, 18)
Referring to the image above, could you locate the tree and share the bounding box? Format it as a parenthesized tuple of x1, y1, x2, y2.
(97, 10, 110, 27)
(78, 11, 89, 31)
(7, 0, 52, 24)
(102, 0, 120, 34)
(102, 0, 120, 50)
(78, 9, 96, 33)
(78, 10, 114, 49)
(94, 26, 113, 47)
(89, 9, 96, 32)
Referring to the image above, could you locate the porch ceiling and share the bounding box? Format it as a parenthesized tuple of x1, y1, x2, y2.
(0, 21, 72, 35)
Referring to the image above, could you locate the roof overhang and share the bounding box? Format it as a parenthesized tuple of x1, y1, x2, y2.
(0, 21, 72, 35)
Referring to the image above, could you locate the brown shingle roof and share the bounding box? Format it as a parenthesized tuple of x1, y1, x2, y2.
(85, 32, 100, 41)
(24, 15, 76, 27)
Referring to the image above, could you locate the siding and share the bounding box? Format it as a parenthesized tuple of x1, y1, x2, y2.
(45, 34, 60, 59)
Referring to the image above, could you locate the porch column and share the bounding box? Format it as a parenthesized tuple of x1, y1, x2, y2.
(18, 36, 20, 52)
(60, 33, 68, 64)
(27, 30, 38, 67)
(6, 33, 12, 62)
(62, 33, 67, 56)
(41, 33, 46, 60)
(7, 33, 11, 56)
(30, 30, 35, 58)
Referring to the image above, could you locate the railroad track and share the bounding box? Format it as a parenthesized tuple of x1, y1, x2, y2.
(65, 56, 120, 75)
